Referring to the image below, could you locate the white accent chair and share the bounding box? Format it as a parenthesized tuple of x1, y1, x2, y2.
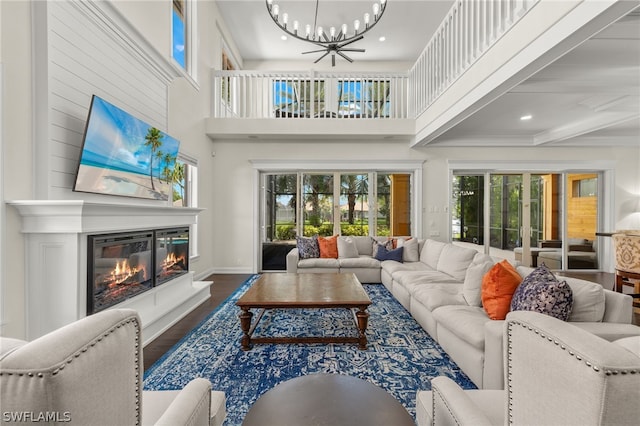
(0, 308, 226, 426)
(416, 311, 640, 425)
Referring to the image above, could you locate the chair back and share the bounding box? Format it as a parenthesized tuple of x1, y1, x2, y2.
(505, 311, 640, 425)
(0, 309, 142, 425)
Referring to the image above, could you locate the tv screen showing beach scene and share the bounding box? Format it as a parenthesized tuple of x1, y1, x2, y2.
(74, 95, 181, 201)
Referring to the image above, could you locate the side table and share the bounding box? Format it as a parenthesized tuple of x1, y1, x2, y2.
(242, 373, 414, 426)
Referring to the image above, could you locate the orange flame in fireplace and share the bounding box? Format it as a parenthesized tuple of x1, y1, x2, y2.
(162, 252, 186, 269)
(109, 260, 147, 287)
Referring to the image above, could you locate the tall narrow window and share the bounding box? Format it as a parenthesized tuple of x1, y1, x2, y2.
(172, 0, 186, 69)
(221, 51, 235, 105)
(173, 155, 199, 258)
(340, 174, 369, 236)
(302, 174, 334, 236)
(172, 0, 196, 78)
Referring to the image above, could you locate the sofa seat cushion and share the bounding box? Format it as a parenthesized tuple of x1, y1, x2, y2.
(298, 258, 339, 268)
(395, 270, 460, 287)
(381, 261, 431, 276)
(338, 256, 381, 268)
(412, 286, 467, 311)
(433, 305, 491, 350)
(436, 244, 479, 281)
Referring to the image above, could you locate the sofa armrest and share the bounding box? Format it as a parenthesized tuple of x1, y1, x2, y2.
(286, 247, 299, 273)
(431, 377, 493, 426)
(602, 289, 633, 323)
(153, 378, 212, 426)
(482, 320, 505, 390)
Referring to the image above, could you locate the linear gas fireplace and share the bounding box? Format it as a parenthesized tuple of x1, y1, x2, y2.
(87, 227, 189, 314)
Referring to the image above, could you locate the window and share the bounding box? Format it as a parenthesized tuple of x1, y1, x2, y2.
(340, 174, 369, 236)
(451, 167, 603, 271)
(273, 79, 326, 117)
(173, 154, 199, 258)
(572, 176, 597, 197)
(302, 174, 334, 236)
(338, 80, 391, 118)
(172, 0, 196, 78)
(172, 1, 186, 68)
(221, 51, 235, 104)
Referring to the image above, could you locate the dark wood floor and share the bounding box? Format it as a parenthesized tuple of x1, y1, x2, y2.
(143, 274, 252, 370)
(143, 272, 639, 371)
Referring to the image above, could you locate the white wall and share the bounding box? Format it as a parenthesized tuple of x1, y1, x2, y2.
(0, 0, 238, 338)
(209, 141, 639, 273)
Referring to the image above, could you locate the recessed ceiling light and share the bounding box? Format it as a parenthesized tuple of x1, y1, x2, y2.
(520, 114, 532, 121)
(281, 35, 288, 41)
(379, 36, 386, 42)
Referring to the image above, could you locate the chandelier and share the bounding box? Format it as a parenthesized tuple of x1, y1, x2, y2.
(266, 0, 388, 66)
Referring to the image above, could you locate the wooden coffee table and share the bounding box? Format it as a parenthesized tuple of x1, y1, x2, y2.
(235, 273, 372, 351)
(243, 373, 414, 426)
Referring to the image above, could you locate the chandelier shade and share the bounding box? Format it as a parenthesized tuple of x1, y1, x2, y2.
(266, 0, 387, 66)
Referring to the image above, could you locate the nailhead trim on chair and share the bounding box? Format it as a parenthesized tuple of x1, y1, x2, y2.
(506, 319, 639, 423)
(0, 316, 142, 424)
(432, 386, 461, 426)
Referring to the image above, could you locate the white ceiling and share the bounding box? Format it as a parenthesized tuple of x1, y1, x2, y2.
(216, 0, 455, 62)
(215, 1, 640, 147)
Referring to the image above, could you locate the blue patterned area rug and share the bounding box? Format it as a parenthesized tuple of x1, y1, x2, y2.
(144, 275, 476, 425)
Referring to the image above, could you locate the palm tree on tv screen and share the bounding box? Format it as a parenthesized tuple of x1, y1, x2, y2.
(144, 127, 164, 191)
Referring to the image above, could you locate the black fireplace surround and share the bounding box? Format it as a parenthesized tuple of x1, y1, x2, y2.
(87, 227, 189, 314)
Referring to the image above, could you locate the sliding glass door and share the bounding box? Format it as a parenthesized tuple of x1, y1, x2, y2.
(261, 170, 414, 271)
(452, 171, 601, 271)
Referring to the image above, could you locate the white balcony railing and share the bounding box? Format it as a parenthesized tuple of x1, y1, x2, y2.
(213, 71, 409, 119)
(212, 0, 540, 121)
(409, 0, 540, 117)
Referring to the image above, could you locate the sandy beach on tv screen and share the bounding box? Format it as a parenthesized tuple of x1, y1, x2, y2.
(75, 164, 170, 200)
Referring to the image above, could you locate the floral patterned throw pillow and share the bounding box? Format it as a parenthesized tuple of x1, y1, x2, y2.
(510, 264, 573, 321)
(296, 235, 320, 259)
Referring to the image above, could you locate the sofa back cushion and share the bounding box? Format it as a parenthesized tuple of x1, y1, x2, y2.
(516, 266, 605, 322)
(420, 239, 447, 269)
(436, 244, 478, 281)
(337, 236, 359, 258)
(563, 277, 606, 322)
(463, 254, 495, 306)
(397, 238, 420, 262)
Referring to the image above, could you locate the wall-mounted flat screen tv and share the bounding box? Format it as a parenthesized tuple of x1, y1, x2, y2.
(73, 95, 180, 201)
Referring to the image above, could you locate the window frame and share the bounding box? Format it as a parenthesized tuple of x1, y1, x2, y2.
(449, 160, 615, 271)
(171, 0, 198, 84)
(252, 160, 424, 273)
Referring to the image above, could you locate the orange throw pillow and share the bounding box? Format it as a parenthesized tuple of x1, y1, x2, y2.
(318, 235, 339, 259)
(481, 260, 522, 320)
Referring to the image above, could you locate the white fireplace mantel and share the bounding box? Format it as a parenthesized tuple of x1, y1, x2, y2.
(8, 200, 203, 234)
(8, 200, 209, 344)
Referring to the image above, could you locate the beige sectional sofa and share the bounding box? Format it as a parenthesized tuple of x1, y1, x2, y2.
(286, 236, 419, 284)
(287, 237, 640, 389)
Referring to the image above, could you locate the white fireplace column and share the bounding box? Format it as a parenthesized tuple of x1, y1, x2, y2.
(8, 200, 208, 344)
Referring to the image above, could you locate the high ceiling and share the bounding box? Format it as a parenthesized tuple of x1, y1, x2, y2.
(215, 1, 640, 147)
(216, 0, 455, 63)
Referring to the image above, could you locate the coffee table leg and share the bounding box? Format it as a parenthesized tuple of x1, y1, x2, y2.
(355, 307, 369, 350)
(239, 308, 253, 351)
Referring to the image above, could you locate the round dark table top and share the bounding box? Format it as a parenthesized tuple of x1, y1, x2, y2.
(243, 373, 415, 426)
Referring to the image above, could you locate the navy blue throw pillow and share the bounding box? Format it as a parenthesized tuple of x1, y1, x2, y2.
(374, 245, 404, 263)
